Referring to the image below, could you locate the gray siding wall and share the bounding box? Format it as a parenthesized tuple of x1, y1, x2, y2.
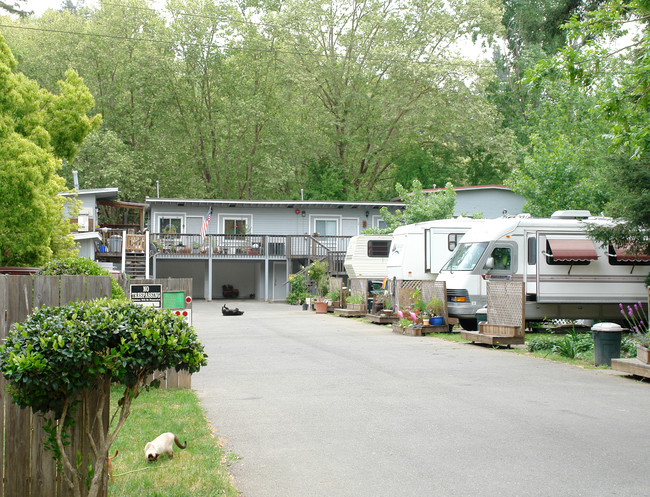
(150, 205, 386, 235)
(454, 190, 526, 218)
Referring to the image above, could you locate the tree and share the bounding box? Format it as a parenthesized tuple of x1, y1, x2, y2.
(533, 0, 650, 254)
(370, 179, 457, 233)
(0, 35, 99, 266)
(0, 299, 207, 497)
(506, 81, 615, 216)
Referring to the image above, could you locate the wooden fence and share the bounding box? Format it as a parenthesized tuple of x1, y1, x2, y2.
(0, 275, 112, 497)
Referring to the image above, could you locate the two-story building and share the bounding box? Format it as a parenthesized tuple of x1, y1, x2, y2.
(144, 198, 404, 301)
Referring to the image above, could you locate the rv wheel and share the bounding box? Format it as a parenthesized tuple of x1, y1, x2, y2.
(459, 318, 478, 331)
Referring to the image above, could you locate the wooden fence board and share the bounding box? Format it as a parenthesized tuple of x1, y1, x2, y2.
(33, 276, 60, 309)
(31, 414, 57, 497)
(60, 275, 86, 305)
(86, 276, 111, 301)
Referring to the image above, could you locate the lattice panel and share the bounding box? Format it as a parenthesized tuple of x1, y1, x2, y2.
(486, 281, 525, 328)
(396, 280, 423, 308)
(422, 281, 448, 318)
(349, 278, 367, 299)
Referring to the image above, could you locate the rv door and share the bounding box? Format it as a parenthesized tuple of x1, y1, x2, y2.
(526, 233, 537, 298)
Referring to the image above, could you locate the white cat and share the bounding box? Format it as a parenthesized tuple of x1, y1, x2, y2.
(144, 432, 187, 462)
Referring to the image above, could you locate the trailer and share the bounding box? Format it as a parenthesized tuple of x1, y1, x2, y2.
(386, 218, 482, 282)
(343, 234, 392, 279)
(437, 212, 650, 331)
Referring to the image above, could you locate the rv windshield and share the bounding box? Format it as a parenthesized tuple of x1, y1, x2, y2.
(443, 242, 488, 271)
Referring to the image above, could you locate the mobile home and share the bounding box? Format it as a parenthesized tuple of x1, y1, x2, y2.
(437, 212, 650, 331)
(344, 234, 392, 279)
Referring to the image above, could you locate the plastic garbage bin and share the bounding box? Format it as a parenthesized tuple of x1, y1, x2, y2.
(109, 236, 122, 253)
(591, 322, 624, 366)
(476, 307, 488, 326)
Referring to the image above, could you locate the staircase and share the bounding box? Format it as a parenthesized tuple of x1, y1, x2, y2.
(125, 253, 146, 278)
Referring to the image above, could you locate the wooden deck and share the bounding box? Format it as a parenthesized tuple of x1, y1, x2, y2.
(611, 358, 650, 379)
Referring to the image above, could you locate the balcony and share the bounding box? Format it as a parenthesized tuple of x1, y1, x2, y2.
(95, 231, 350, 269)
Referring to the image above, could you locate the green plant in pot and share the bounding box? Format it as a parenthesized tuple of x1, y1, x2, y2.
(307, 260, 329, 313)
(426, 297, 444, 325)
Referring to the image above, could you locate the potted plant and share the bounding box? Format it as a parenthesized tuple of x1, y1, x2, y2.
(307, 260, 329, 314)
(326, 289, 341, 308)
(426, 297, 445, 326)
(346, 293, 365, 311)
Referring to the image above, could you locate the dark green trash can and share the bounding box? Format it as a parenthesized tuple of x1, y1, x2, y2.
(591, 322, 624, 366)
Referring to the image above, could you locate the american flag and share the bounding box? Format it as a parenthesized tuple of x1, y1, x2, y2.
(200, 207, 212, 240)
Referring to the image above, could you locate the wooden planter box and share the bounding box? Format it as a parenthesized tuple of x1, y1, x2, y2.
(346, 303, 364, 311)
(392, 323, 422, 336)
(637, 345, 650, 364)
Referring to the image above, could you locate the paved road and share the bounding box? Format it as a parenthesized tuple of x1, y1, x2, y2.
(192, 301, 650, 497)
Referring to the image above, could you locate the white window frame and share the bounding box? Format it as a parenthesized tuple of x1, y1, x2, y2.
(310, 215, 340, 236)
(218, 213, 253, 235)
(156, 213, 185, 233)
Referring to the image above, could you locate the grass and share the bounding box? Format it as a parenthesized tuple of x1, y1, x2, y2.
(427, 329, 638, 369)
(108, 386, 240, 497)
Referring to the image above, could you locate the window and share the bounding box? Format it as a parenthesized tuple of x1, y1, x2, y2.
(225, 219, 247, 235)
(527, 237, 537, 265)
(159, 217, 182, 234)
(442, 242, 488, 271)
(545, 238, 596, 266)
(368, 240, 390, 257)
(488, 247, 512, 271)
(608, 245, 650, 266)
(315, 219, 337, 236)
(448, 233, 462, 251)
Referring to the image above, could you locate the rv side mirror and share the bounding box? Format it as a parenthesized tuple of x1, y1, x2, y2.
(485, 257, 495, 270)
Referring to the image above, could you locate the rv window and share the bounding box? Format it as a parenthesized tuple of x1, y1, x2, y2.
(545, 239, 595, 266)
(527, 238, 536, 265)
(448, 233, 462, 251)
(607, 245, 650, 266)
(442, 242, 488, 271)
(368, 240, 390, 257)
(487, 247, 511, 271)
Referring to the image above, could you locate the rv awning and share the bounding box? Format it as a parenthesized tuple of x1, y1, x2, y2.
(611, 245, 650, 262)
(547, 238, 598, 262)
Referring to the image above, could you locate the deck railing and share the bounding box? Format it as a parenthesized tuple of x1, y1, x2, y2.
(148, 233, 350, 260)
(94, 232, 351, 266)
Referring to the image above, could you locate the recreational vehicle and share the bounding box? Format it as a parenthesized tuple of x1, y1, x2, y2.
(344, 234, 392, 279)
(386, 218, 483, 282)
(437, 212, 650, 331)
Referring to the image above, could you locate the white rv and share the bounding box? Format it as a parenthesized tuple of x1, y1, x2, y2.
(344, 234, 392, 279)
(386, 218, 483, 281)
(437, 212, 650, 331)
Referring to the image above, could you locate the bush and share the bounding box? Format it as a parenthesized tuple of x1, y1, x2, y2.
(0, 299, 206, 497)
(38, 256, 125, 300)
(287, 273, 309, 305)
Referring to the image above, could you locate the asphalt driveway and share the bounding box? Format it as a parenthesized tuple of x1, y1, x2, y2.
(191, 301, 650, 497)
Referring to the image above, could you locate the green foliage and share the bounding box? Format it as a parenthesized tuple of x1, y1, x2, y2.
(2, 0, 509, 202)
(306, 260, 329, 298)
(379, 180, 457, 232)
(526, 331, 593, 359)
(37, 256, 125, 300)
(0, 34, 99, 266)
(0, 299, 207, 418)
(346, 293, 365, 305)
(525, 0, 650, 253)
(287, 273, 309, 305)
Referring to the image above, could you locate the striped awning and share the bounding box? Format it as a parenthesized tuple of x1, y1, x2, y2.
(611, 245, 650, 262)
(547, 238, 598, 262)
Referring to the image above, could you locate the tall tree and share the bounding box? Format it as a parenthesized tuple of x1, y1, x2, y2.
(0, 35, 99, 266)
(270, 0, 506, 198)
